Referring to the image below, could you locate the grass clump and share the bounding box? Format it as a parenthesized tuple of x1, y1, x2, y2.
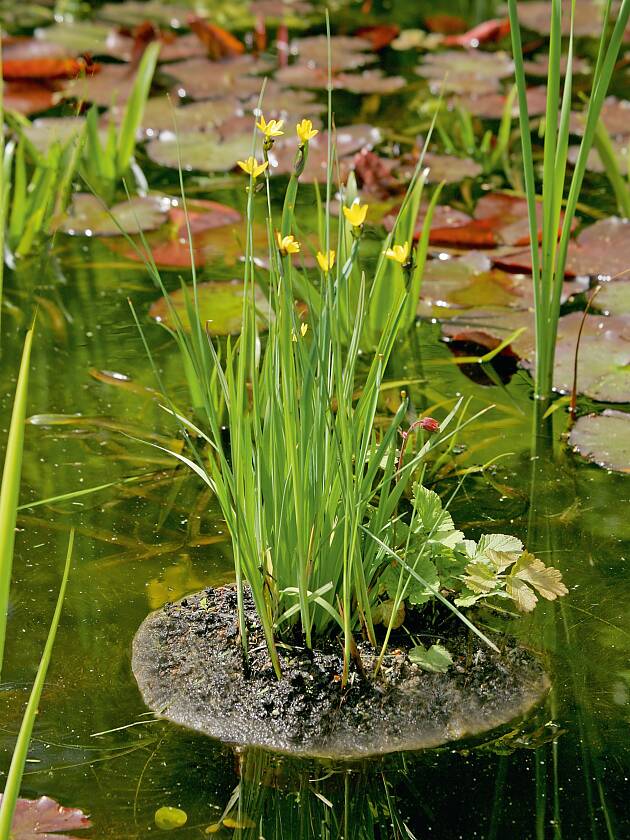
(142, 104, 567, 684)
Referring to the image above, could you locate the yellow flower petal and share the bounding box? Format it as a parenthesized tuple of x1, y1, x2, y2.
(343, 202, 368, 228)
(256, 114, 285, 138)
(237, 156, 268, 178)
(384, 242, 410, 264)
(296, 118, 318, 144)
(316, 250, 336, 272)
(276, 232, 300, 255)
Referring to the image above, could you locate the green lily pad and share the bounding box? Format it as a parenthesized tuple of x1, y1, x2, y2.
(146, 129, 251, 172)
(34, 21, 116, 56)
(58, 193, 171, 236)
(569, 410, 630, 473)
(23, 116, 86, 153)
(98, 1, 192, 28)
(109, 96, 236, 139)
(154, 806, 188, 831)
(597, 278, 630, 315)
(149, 280, 271, 336)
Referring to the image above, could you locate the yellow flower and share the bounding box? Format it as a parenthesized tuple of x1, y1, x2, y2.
(343, 201, 368, 228)
(300, 322, 309, 336)
(384, 241, 410, 264)
(296, 118, 318, 144)
(276, 231, 300, 255)
(236, 156, 268, 178)
(316, 250, 336, 272)
(256, 115, 285, 138)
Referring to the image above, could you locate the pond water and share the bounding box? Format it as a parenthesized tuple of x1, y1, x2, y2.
(1, 1, 630, 838)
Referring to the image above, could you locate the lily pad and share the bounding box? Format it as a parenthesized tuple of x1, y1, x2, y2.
(416, 50, 513, 95)
(98, 1, 192, 28)
(570, 97, 630, 138)
(517, 0, 625, 37)
(23, 116, 86, 153)
(456, 86, 547, 119)
(549, 311, 630, 401)
(34, 21, 116, 56)
(268, 125, 382, 180)
(3, 80, 58, 115)
(523, 53, 590, 77)
(166, 55, 271, 101)
(597, 278, 630, 315)
(1, 795, 92, 840)
(146, 129, 251, 172)
(155, 806, 188, 830)
(289, 34, 377, 71)
(423, 152, 482, 184)
(57, 193, 171, 236)
(569, 410, 630, 473)
(149, 280, 271, 336)
(62, 62, 147, 107)
(497, 217, 630, 279)
(108, 96, 236, 140)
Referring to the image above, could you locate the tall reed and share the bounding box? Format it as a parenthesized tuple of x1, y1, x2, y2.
(508, 0, 630, 400)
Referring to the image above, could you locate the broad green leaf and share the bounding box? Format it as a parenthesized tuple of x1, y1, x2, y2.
(409, 643, 453, 673)
(506, 575, 538, 613)
(463, 561, 500, 595)
(155, 806, 188, 830)
(511, 552, 569, 601)
(477, 533, 523, 557)
(381, 554, 439, 606)
(371, 598, 405, 628)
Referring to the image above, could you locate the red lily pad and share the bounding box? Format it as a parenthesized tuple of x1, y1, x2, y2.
(568, 410, 630, 473)
(105, 199, 251, 269)
(442, 18, 511, 48)
(425, 14, 468, 35)
(1, 795, 91, 840)
(354, 24, 401, 51)
(57, 193, 171, 236)
(497, 217, 630, 279)
(4, 81, 58, 115)
(149, 280, 271, 335)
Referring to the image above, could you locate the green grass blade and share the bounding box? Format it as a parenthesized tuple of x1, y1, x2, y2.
(0, 530, 73, 836)
(0, 326, 34, 673)
(116, 42, 160, 175)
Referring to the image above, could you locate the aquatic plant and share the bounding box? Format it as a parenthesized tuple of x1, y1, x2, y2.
(507, 0, 630, 400)
(141, 103, 567, 684)
(0, 327, 33, 671)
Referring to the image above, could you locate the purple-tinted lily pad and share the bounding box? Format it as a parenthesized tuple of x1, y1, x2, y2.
(455, 86, 547, 119)
(597, 278, 630, 315)
(522, 53, 590, 77)
(423, 152, 482, 184)
(166, 55, 271, 101)
(268, 125, 382, 180)
(517, 0, 624, 37)
(275, 64, 404, 94)
(497, 217, 630, 279)
(108, 96, 236, 139)
(62, 63, 147, 107)
(149, 280, 271, 335)
(550, 311, 630, 401)
(57, 193, 171, 236)
(1, 795, 92, 839)
(145, 129, 251, 172)
(441, 308, 535, 359)
(289, 35, 376, 71)
(567, 140, 629, 174)
(570, 96, 630, 137)
(568, 410, 630, 473)
(416, 50, 513, 95)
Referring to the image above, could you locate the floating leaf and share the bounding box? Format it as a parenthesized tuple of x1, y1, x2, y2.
(1, 795, 91, 840)
(408, 643, 453, 673)
(4, 80, 58, 115)
(517, 0, 621, 37)
(268, 125, 381, 181)
(506, 575, 539, 613)
(149, 280, 271, 336)
(62, 62, 148, 106)
(23, 116, 86, 153)
(423, 152, 482, 184)
(442, 18, 511, 48)
(569, 409, 630, 473)
(289, 34, 377, 71)
(570, 96, 630, 138)
(597, 278, 630, 316)
(166, 55, 272, 101)
(109, 96, 236, 139)
(146, 129, 251, 172)
(455, 86, 547, 119)
(416, 50, 513, 95)
(154, 806, 187, 831)
(523, 52, 590, 77)
(57, 194, 171, 236)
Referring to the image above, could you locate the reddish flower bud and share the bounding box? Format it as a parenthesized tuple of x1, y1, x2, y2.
(419, 417, 440, 433)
